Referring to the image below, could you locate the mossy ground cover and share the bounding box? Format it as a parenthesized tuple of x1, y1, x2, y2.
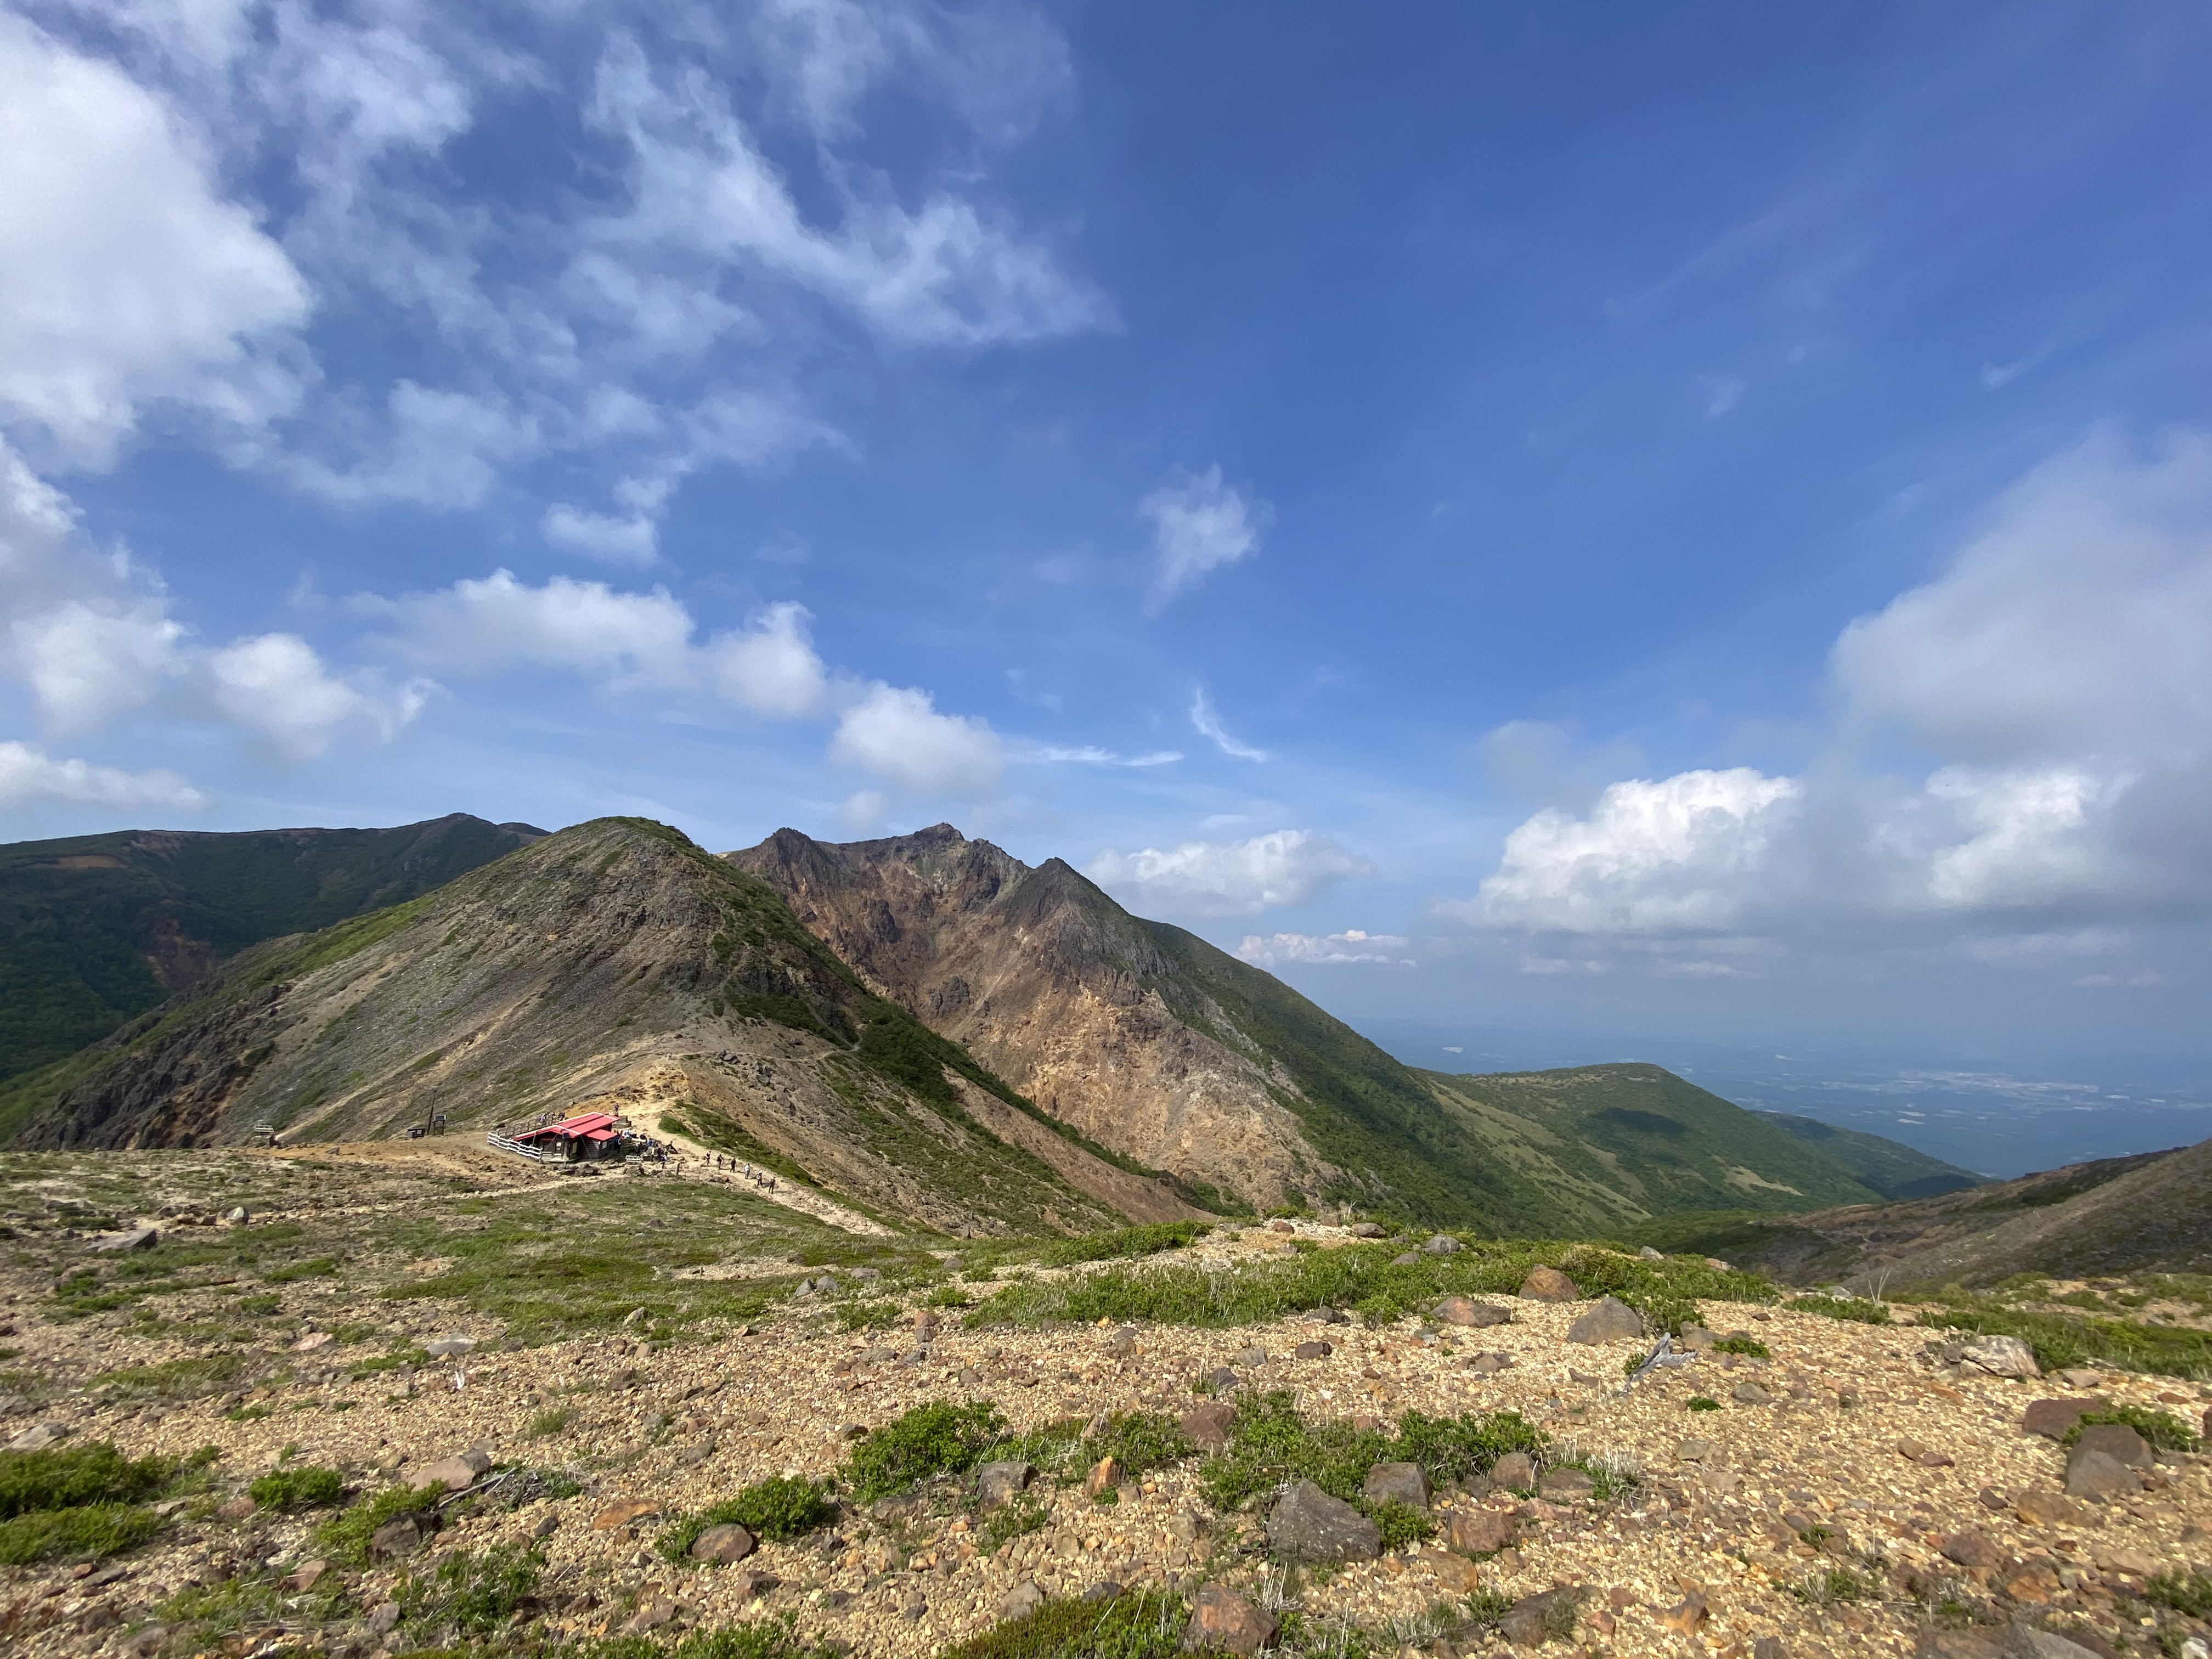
(0, 1441, 179, 1565)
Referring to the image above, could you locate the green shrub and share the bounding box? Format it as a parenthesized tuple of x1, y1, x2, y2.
(938, 1589, 1191, 1658)
(1787, 1296, 1892, 1325)
(1083, 1412, 1192, 1482)
(399, 1542, 541, 1639)
(0, 1442, 172, 1518)
(312, 1482, 444, 1567)
(1712, 1336, 1770, 1358)
(1391, 1409, 1546, 1488)
(1370, 1498, 1436, 1550)
(2146, 1569, 2212, 1618)
(1463, 1587, 1514, 1624)
(659, 1477, 836, 1561)
(1036, 1223, 1214, 1268)
(2063, 1406, 2200, 1453)
(529, 1406, 577, 1437)
(845, 1401, 1007, 1500)
(1924, 1299, 2212, 1379)
(1687, 1397, 1720, 1412)
(247, 1465, 345, 1511)
(0, 1502, 164, 1565)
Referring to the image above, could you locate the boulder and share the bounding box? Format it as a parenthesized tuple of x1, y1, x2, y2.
(1390, 1251, 1421, 1267)
(2013, 1491, 2087, 1528)
(1183, 1584, 1277, 1656)
(977, 1461, 1035, 1509)
(2072, 1424, 2149, 1468)
(418, 1454, 488, 1492)
(2063, 1449, 2138, 1502)
(1232, 1346, 1267, 1368)
(1423, 1234, 1464, 1255)
(1362, 1462, 1431, 1509)
(1435, 1295, 1511, 1328)
(1293, 1340, 1333, 1360)
(1960, 1335, 2041, 1379)
(1537, 1467, 1596, 1502)
(1429, 1550, 1482, 1592)
(2021, 1399, 2100, 1439)
(1677, 1439, 1716, 1462)
(2005, 1627, 2102, 1659)
(1731, 1382, 1774, 1405)
(689, 1523, 756, 1564)
(90, 1226, 158, 1253)
(1181, 1402, 1235, 1449)
(1638, 1245, 1665, 1261)
(997, 1582, 1047, 1622)
(1346, 1222, 1386, 1238)
(1565, 1297, 1644, 1344)
(1446, 1505, 1516, 1556)
(1084, 1456, 1125, 1498)
(1490, 1451, 1537, 1491)
(592, 1499, 665, 1530)
(1500, 1586, 1584, 1645)
(369, 1516, 424, 1558)
(424, 1336, 475, 1358)
(7, 1423, 68, 1453)
(1518, 1267, 1578, 1302)
(1266, 1480, 1381, 1562)
(1942, 1530, 2006, 1571)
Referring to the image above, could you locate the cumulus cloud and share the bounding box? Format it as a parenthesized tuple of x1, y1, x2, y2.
(1143, 465, 1268, 609)
(207, 634, 431, 760)
(1235, 929, 1413, 968)
(0, 740, 203, 809)
(830, 683, 1002, 797)
(1453, 428, 2212, 960)
(541, 504, 659, 566)
(1190, 687, 1270, 762)
(1090, 830, 1370, 919)
(378, 569, 696, 688)
(702, 601, 834, 719)
(0, 12, 308, 464)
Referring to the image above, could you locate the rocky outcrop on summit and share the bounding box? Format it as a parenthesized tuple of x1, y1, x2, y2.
(728, 825, 1551, 1225)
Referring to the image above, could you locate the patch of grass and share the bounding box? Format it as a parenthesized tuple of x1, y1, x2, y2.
(1370, 1498, 1436, 1550)
(1790, 1565, 1876, 1605)
(312, 1481, 445, 1567)
(658, 1477, 836, 1562)
(93, 1351, 247, 1398)
(1462, 1587, 1515, 1624)
(1687, 1397, 1720, 1412)
(265, 1255, 341, 1282)
(1925, 1298, 2212, 1379)
(846, 1401, 1008, 1501)
(1392, 1408, 1547, 1489)
(398, 1541, 543, 1641)
(2146, 1569, 2212, 1619)
(247, 1465, 345, 1511)
(1711, 1336, 1770, 1358)
(938, 1589, 1192, 1658)
(978, 1491, 1053, 1555)
(1084, 1412, 1193, 1482)
(2064, 1406, 2201, 1453)
(0, 1502, 165, 1564)
(832, 1299, 902, 1332)
(964, 1238, 1774, 1334)
(1787, 1295, 1893, 1325)
(0, 1442, 172, 1517)
(1035, 1223, 1214, 1268)
(529, 1406, 577, 1437)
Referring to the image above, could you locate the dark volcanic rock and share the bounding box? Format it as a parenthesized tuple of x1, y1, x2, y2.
(1266, 1480, 1381, 1562)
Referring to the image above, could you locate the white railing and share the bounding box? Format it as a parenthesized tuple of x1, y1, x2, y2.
(486, 1132, 556, 1162)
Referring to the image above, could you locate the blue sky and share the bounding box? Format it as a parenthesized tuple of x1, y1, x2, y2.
(4, 2, 2211, 1062)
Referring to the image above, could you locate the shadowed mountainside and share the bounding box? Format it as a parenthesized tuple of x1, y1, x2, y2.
(6, 818, 1194, 1237)
(0, 814, 544, 1087)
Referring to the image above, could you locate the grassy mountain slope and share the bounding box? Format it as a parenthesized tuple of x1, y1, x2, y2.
(1757, 1109, 1984, 1199)
(5, 819, 1172, 1237)
(1419, 1064, 1887, 1233)
(0, 814, 542, 1087)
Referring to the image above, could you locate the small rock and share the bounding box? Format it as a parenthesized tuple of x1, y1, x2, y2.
(1491, 1451, 1537, 1491)
(2013, 1490, 2087, 1528)
(1266, 1479, 1381, 1562)
(730, 1570, 779, 1601)
(1081, 1580, 1124, 1604)
(2063, 1448, 2138, 1501)
(1231, 1346, 1267, 1368)
(1390, 1251, 1420, 1266)
(214, 1496, 257, 1521)
(1202, 1366, 1238, 1392)
(1446, 1506, 1516, 1556)
(1293, 1339, 1332, 1359)
(1464, 1351, 1510, 1375)
(1942, 1530, 2007, 1571)
(1268, 1219, 1295, 1234)
(417, 1455, 487, 1493)
(2021, 1398, 2101, 1439)
(285, 1559, 330, 1592)
(1658, 1592, 1708, 1635)
(369, 1516, 424, 1558)
(290, 1331, 334, 1353)
(1537, 1466, 1596, 1502)
(1518, 1267, 1578, 1302)
(690, 1522, 756, 1564)
(1347, 1222, 1385, 1238)
(1978, 1487, 2010, 1510)
(222, 1206, 249, 1223)
(533, 1514, 560, 1539)
(1754, 1639, 1786, 1659)
(1677, 1439, 1715, 1462)
(2094, 1545, 2158, 1578)
(89, 1226, 158, 1252)
(7, 1423, 69, 1452)
(423, 1336, 476, 1358)
(1638, 1245, 1666, 1261)
(1502, 1586, 1585, 1645)
(1730, 1382, 1774, 1405)
(977, 1460, 1035, 1509)
(1181, 1401, 1234, 1449)
(1434, 1295, 1512, 1328)
(1430, 1550, 1482, 1592)
(2056, 1367, 2102, 1388)
(1183, 1583, 1277, 1656)
(1423, 1234, 1463, 1255)
(998, 1581, 1047, 1622)
(2004, 1626, 2101, 1659)
(1362, 1461, 1430, 1509)
(1107, 1326, 1139, 1356)
(1085, 1455, 1125, 1498)
(592, 1498, 664, 1530)
(1565, 1296, 1644, 1344)
(622, 1594, 679, 1635)
(2072, 1424, 2149, 1468)
(367, 1601, 402, 1635)
(1961, 1335, 2041, 1379)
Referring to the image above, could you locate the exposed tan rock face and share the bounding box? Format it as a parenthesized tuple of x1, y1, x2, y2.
(17, 820, 1127, 1238)
(727, 825, 1331, 1212)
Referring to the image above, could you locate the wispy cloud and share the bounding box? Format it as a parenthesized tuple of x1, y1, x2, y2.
(1190, 687, 1269, 762)
(1142, 464, 1269, 609)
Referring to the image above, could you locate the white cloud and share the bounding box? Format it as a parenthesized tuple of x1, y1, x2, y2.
(1190, 687, 1270, 763)
(1235, 929, 1413, 968)
(702, 601, 832, 719)
(12, 601, 187, 730)
(0, 740, 202, 809)
(1456, 428, 2212, 956)
(1459, 769, 1803, 935)
(207, 633, 431, 760)
(379, 569, 696, 688)
(1090, 830, 1370, 919)
(289, 383, 537, 510)
(0, 12, 307, 464)
(1021, 744, 1182, 767)
(829, 682, 1002, 797)
(1142, 465, 1268, 608)
(543, 504, 659, 566)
